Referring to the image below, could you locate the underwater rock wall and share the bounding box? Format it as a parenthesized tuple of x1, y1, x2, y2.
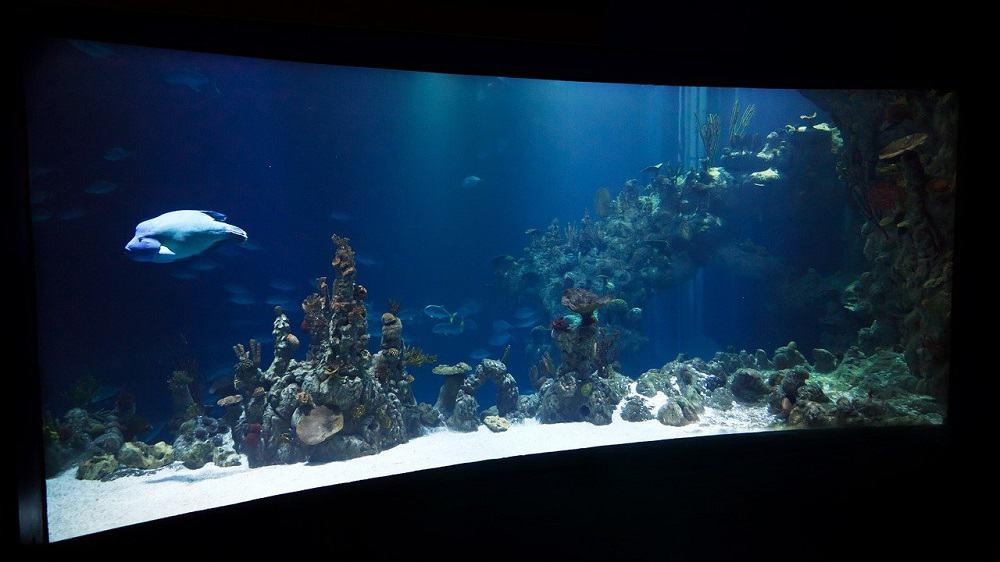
(498, 113, 850, 365)
(802, 90, 956, 399)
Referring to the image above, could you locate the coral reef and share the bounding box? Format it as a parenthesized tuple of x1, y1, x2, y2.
(43, 386, 156, 478)
(537, 290, 631, 425)
(173, 415, 240, 469)
(430, 358, 524, 433)
(802, 90, 955, 399)
(619, 395, 654, 422)
(117, 441, 174, 470)
(432, 362, 471, 417)
(619, 340, 941, 429)
(498, 115, 847, 360)
(483, 415, 510, 432)
(226, 235, 443, 467)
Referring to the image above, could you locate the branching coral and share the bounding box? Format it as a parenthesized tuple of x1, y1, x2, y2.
(402, 345, 437, 368)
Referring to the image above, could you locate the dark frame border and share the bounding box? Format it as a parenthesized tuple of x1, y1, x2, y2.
(9, 3, 971, 555)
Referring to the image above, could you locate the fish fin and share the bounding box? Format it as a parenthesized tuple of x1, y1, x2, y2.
(158, 246, 176, 256)
(199, 210, 228, 222)
(222, 224, 248, 242)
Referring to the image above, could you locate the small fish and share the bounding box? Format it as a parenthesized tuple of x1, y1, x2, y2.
(514, 317, 537, 329)
(469, 349, 491, 361)
(641, 162, 663, 174)
(397, 309, 420, 322)
(462, 175, 482, 188)
(140, 421, 167, 443)
(424, 305, 453, 320)
(169, 270, 198, 280)
(68, 39, 117, 59)
(125, 210, 247, 263)
(800, 112, 817, 120)
(189, 260, 219, 271)
(512, 307, 537, 320)
(265, 295, 293, 307)
(213, 244, 242, 257)
(223, 283, 250, 294)
(329, 211, 353, 221)
(269, 280, 296, 291)
(492, 320, 513, 333)
(103, 147, 134, 161)
(356, 254, 381, 267)
(164, 69, 212, 92)
(85, 180, 118, 195)
(432, 322, 463, 336)
(30, 190, 51, 205)
(475, 77, 507, 102)
(488, 332, 512, 347)
(208, 377, 235, 396)
(57, 208, 87, 221)
(237, 239, 262, 251)
(456, 299, 482, 317)
(229, 294, 255, 305)
(207, 366, 232, 382)
(90, 385, 122, 404)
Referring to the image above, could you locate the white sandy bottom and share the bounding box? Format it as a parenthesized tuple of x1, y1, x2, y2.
(46, 396, 775, 542)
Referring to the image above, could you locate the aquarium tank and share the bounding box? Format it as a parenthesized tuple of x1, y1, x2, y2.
(23, 37, 956, 541)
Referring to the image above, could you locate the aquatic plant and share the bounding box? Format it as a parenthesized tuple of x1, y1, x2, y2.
(727, 100, 756, 150)
(695, 112, 721, 165)
(167, 370, 200, 421)
(402, 345, 437, 368)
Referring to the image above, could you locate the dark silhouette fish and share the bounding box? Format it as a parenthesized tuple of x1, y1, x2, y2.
(85, 180, 118, 195)
(103, 147, 134, 161)
(69, 39, 117, 59)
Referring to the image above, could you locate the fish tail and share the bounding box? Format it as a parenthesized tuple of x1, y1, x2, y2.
(224, 224, 248, 242)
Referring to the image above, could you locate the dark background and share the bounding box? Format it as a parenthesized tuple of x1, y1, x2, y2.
(7, 1, 980, 558)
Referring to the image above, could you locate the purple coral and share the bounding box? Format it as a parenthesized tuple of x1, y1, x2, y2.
(551, 316, 571, 332)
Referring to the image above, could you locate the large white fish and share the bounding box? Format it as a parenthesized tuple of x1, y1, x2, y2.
(125, 210, 247, 263)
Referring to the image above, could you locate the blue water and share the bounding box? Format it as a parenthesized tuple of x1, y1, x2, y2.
(26, 39, 834, 426)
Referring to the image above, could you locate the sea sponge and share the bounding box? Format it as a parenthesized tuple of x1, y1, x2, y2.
(295, 406, 344, 445)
